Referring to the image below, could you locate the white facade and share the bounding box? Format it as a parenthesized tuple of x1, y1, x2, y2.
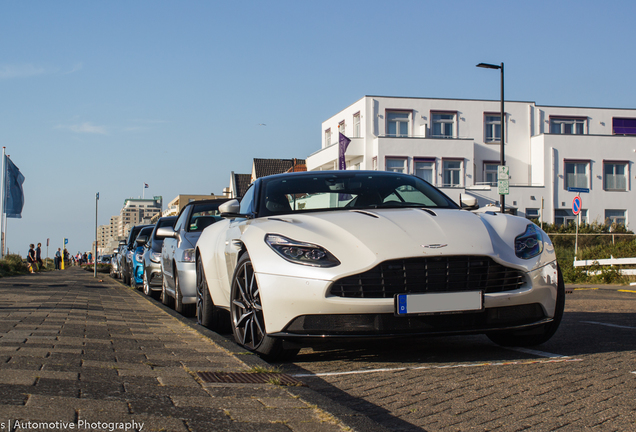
(307, 96, 636, 227)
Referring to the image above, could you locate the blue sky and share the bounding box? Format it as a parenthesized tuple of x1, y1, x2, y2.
(2, 0, 636, 255)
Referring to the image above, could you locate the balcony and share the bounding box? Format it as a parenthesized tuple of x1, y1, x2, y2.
(307, 137, 365, 170)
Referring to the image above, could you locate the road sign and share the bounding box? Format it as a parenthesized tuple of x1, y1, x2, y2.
(497, 166, 509, 195)
(572, 196, 582, 216)
(568, 187, 589, 194)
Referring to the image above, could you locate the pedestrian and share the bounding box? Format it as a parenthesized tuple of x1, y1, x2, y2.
(26, 244, 36, 273)
(88, 251, 92, 264)
(54, 248, 61, 270)
(36, 243, 43, 271)
(82, 252, 87, 264)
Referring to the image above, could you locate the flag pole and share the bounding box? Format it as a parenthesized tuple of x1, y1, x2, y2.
(0, 147, 5, 258)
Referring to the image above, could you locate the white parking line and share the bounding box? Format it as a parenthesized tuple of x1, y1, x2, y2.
(505, 347, 568, 358)
(581, 321, 636, 330)
(291, 357, 582, 378)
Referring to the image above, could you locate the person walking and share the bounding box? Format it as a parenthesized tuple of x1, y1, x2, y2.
(54, 248, 62, 270)
(36, 243, 43, 271)
(26, 244, 36, 273)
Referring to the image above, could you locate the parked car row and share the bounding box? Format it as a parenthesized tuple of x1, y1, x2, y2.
(114, 171, 565, 362)
(113, 199, 229, 319)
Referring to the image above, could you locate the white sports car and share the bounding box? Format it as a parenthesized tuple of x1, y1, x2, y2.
(195, 171, 564, 360)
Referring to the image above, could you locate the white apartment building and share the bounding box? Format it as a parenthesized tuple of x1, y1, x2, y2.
(97, 196, 163, 255)
(307, 95, 636, 227)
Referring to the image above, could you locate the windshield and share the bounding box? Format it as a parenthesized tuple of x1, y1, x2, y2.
(258, 172, 458, 217)
(188, 202, 225, 232)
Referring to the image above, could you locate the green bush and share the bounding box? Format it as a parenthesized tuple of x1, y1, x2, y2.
(544, 223, 636, 284)
(0, 254, 30, 277)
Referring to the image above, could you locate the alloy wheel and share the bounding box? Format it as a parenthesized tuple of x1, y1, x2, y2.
(231, 258, 265, 350)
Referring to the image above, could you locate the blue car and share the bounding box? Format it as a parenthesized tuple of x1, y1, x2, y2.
(131, 225, 154, 288)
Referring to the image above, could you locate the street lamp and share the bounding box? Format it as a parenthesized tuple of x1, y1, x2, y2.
(476, 62, 505, 213)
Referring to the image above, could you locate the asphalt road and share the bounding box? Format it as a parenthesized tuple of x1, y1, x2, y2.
(142, 283, 636, 431)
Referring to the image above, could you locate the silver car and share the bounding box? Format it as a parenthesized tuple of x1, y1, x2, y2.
(141, 216, 177, 298)
(156, 199, 228, 316)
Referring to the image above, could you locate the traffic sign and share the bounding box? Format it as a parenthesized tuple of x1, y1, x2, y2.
(568, 187, 589, 194)
(497, 166, 509, 195)
(572, 196, 582, 216)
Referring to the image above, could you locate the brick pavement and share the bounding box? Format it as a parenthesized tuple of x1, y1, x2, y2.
(0, 267, 385, 432)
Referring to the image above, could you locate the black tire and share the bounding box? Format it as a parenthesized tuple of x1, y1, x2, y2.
(175, 270, 195, 317)
(161, 275, 174, 307)
(196, 256, 230, 333)
(230, 253, 299, 361)
(487, 264, 566, 347)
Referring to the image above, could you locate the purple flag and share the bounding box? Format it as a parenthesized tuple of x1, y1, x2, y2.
(338, 133, 351, 170)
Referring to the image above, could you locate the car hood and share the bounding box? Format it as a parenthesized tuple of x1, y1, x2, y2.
(241, 208, 551, 280)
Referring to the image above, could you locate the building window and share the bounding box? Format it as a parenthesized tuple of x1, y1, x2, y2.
(442, 160, 462, 187)
(414, 159, 435, 184)
(555, 209, 587, 227)
(605, 209, 626, 226)
(325, 129, 331, 147)
(353, 112, 360, 137)
(484, 163, 498, 186)
(564, 161, 589, 189)
(612, 118, 636, 135)
(484, 114, 501, 143)
(386, 158, 407, 173)
(550, 117, 586, 134)
(604, 162, 628, 191)
(432, 112, 456, 138)
(338, 120, 345, 136)
(525, 208, 540, 220)
(386, 111, 410, 137)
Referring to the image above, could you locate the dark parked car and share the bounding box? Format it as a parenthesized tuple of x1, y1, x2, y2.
(121, 224, 152, 285)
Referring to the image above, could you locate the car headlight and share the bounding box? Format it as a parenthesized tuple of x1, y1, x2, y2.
(150, 251, 161, 263)
(135, 251, 144, 263)
(265, 234, 340, 267)
(515, 224, 544, 259)
(181, 248, 195, 263)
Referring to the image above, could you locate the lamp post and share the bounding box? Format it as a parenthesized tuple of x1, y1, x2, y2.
(477, 62, 505, 213)
(95, 192, 99, 278)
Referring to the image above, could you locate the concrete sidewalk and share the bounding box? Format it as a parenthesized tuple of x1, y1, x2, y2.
(0, 267, 386, 432)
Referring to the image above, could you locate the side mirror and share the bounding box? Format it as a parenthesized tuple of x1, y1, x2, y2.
(220, 199, 241, 218)
(135, 235, 148, 246)
(118, 240, 126, 246)
(155, 226, 177, 240)
(460, 194, 479, 210)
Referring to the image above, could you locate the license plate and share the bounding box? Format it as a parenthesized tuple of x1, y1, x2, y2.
(395, 291, 483, 315)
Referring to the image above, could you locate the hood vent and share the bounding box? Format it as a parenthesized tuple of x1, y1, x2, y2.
(351, 210, 379, 218)
(419, 208, 437, 216)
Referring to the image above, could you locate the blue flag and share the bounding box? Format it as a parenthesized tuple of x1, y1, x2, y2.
(5, 156, 25, 218)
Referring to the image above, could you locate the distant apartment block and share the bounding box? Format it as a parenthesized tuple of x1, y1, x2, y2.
(307, 95, 636, 227)
(98, 196, 163, 255)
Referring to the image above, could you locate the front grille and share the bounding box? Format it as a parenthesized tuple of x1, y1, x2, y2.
(330, 256, 525, 298)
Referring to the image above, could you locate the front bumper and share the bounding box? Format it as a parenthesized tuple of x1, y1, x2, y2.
(257, 261, 559, 336)
(145, 260, 163, 290)
(175, 261, 196, 304)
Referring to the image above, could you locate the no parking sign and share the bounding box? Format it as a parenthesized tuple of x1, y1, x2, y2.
(572, 196, 582, 216)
